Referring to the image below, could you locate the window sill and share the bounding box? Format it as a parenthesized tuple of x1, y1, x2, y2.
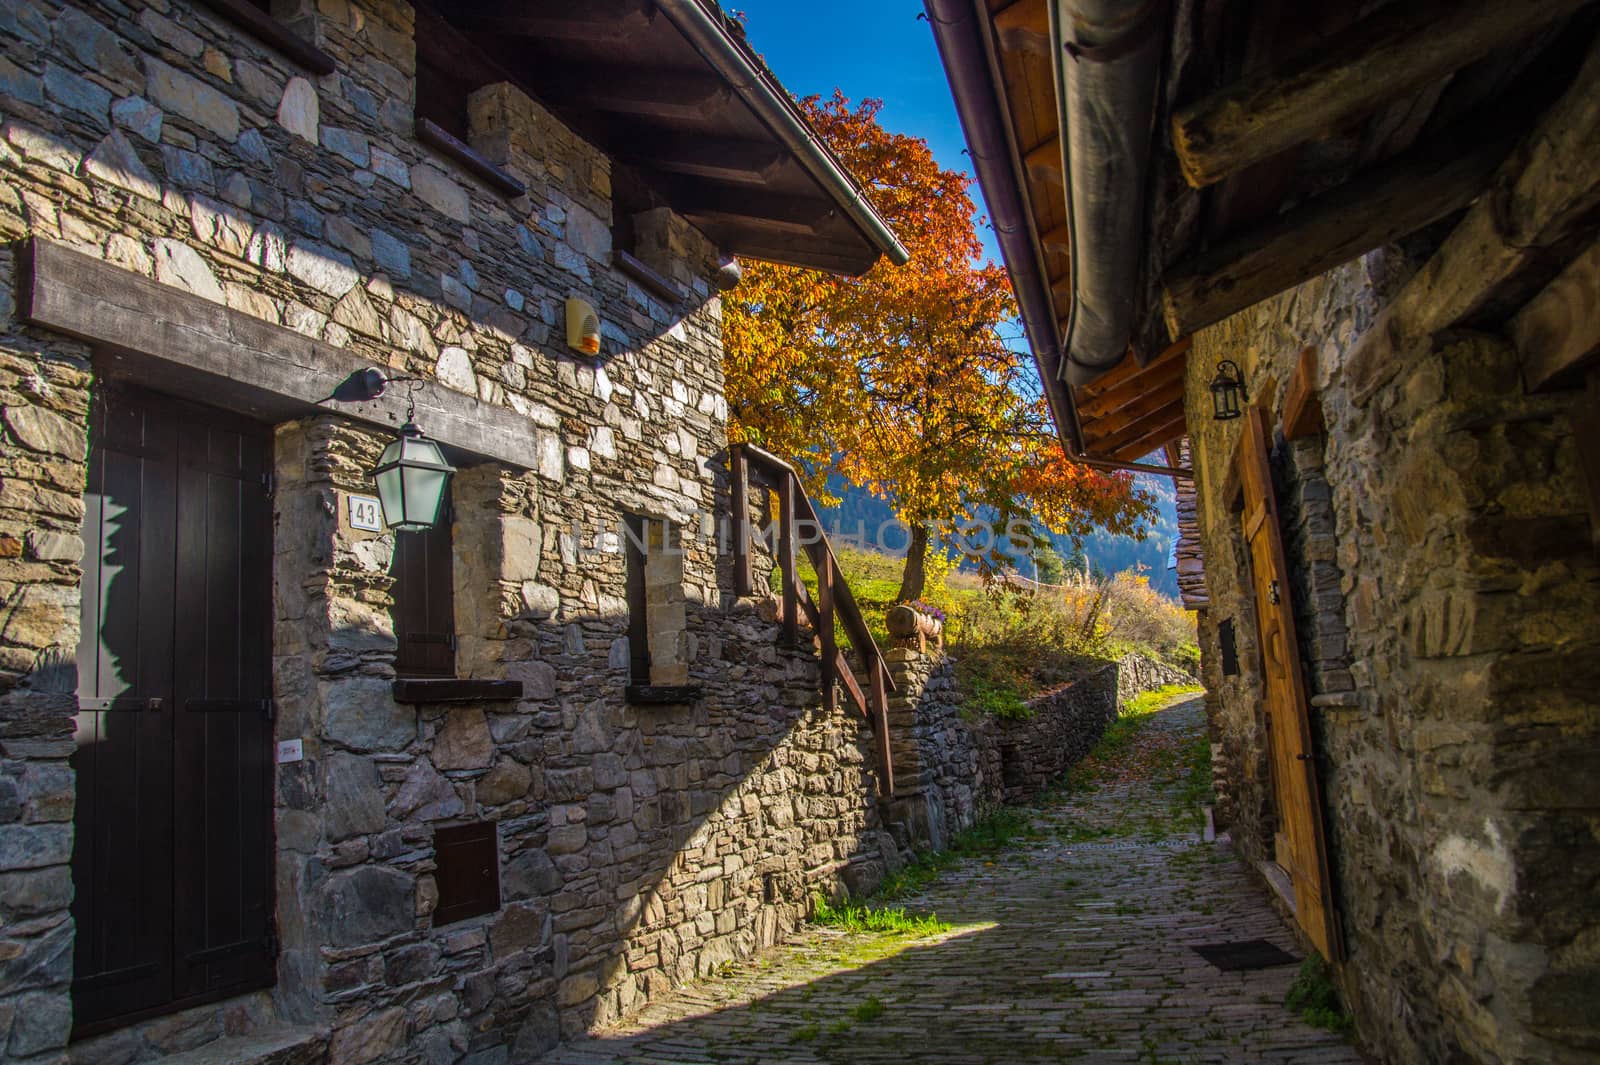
(392, 678, 522, 704)
(415, 117, 526, 197)
(192, 0, 337, 75)
(626, 684, 703, 705)
(614, 250, 684, 305)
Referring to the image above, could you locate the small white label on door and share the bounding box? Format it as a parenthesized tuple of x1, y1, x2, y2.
(348, 494, 383, 531)
(276, 739, 304, 764)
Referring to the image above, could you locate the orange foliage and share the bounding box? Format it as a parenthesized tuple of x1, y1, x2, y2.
(722, 93, 1154, 573)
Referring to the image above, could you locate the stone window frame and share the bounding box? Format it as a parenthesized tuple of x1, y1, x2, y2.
(191, 0, 337, 75)
(622, 512, 700, 704)
(411, 23, 527, 197)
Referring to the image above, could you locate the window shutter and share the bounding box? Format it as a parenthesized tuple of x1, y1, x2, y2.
(392, 494, 455, 677)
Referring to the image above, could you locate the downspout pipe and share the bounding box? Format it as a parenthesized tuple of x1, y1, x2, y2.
(923, 0, 1086, 455)
(1053, 0, 1166, 386)
(656, 0, 910, 268)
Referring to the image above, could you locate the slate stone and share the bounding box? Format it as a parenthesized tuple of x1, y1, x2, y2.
(477, 758, 532, 805)
(370, 147, 409, 189)
(43, 64, 110, 123)
(0, 57, 42, 108)
(277, 77, 318, 143)
(84, 129, 159, 202)
(5, 123, 81, 173)
(287, 241, 359, 298)
(2, 404, 86, 462)
(390, 761, 462, 822)
(435, 347, 476, 395)
(160, 144, 215, 192)
(53, 8, 139, 88)
(110, 96, 162, 143)
(511, 1003, 561, 1061)
(7, 990, 69, 1057)
(371, 228, 411, 279)
(318, 865, 414, 947)
(489, 901, 547, 960)
(323, 678, 415, 752)
(235, 127, 271, 166)
(0, 824, 70, 870)
(501, 848, 562, 898)
(432, 709, 493, 770)
(145, 57, 238, 141)
(384, 942, 440, 987)
(412, 163, 470, 224)
(321, 125, 368, 168)
(153, 238, 225, 304)
(439, 274, 472, 313)
(325, 752, 387, 842)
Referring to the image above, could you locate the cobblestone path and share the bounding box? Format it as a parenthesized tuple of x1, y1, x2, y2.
(537, 696, 1363, 1064)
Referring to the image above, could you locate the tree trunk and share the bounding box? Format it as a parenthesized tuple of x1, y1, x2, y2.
(897, 522, 929, 602)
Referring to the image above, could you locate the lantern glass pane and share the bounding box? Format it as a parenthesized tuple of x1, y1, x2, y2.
(375, 465, 406, 528)
(402, 466, 449, 527)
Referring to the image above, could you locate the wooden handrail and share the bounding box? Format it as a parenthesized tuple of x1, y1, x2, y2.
(730, 442, 896, 795)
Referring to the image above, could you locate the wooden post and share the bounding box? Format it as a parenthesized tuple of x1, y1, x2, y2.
(871, 662, 893, 797)
(1170, 0, 1588, 188)
(778, 475, 797, 645)
(817, 555, 836, 714)
(729, 444, 752, 597)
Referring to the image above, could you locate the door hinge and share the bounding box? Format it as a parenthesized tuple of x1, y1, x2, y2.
(260, 471, 275, 497)
(261, 698, 274, 721)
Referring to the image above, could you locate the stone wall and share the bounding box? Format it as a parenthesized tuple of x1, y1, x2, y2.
(1183, 245, 1600, 1063)
(0, 2, 902, 1062)
(883, 651, 1193, 851)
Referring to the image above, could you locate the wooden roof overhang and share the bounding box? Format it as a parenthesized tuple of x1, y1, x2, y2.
(933, 0, 1600, 468)
(417, 0, 907, 276)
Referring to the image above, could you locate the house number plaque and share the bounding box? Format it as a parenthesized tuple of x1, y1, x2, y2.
(348, 493, 384, 532)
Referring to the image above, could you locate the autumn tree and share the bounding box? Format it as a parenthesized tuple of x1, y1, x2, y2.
(722, 92, 1154, 601)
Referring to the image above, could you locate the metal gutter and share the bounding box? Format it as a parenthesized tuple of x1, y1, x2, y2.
(1052, 0, 1167, 386)
(655, 0, 910, 268)
(924, 0, 1087, 455)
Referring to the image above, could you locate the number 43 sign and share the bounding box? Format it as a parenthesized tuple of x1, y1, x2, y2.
(348, 494, 384, 532)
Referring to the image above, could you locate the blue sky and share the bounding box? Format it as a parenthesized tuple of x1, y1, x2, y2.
(730, 1, 1003, 264)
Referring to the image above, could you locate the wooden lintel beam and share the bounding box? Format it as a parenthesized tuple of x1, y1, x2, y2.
(1025, 135, 1063, 187)
(1107, 413, 1190, 465)
(1513, 239, 1600, 393)
(1171, 0, 1589, 189)
(1077, 336, 1191, 400)
(678, 189, 837, 237)
(443, 0, 653, 41)
(1162, 129, 1514, 338)
(1282, 347, 1325, 439)
(1041, 224, 1071, 253)
(622, 136, 786, 186)
(994, 0, 1049, 54)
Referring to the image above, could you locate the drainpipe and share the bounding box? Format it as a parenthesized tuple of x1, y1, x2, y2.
(655, 0, 910, 267)
(1052, 0, 1167, 386)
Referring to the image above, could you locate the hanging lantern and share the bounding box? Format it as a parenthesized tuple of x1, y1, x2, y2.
(371, 422, 455, 532)
(1210, 359, 1246, 421)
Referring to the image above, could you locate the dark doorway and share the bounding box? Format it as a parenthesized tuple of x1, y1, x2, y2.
(71, 385, 276, 1036)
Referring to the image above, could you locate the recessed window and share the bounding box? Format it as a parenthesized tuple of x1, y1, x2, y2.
(415, 53, 473, 144)
(391, 487, 455, 677)
(1219, 617, 1239, 677)
(624, 515, 690, 689)
(433, 822, 500, 926)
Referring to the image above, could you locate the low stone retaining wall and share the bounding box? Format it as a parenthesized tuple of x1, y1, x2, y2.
(882, 650, 1197, 854)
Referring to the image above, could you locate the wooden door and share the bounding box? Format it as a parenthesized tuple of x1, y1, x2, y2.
(72, 388, 276, 1036)
(1233, 405, 1341, 961)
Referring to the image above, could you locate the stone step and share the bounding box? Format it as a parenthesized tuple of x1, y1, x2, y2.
(150, 1024, 329, 1065)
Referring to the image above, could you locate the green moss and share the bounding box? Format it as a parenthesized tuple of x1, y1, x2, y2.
(810, 896, 949, 937)
(1285, 954, 1353, 1033)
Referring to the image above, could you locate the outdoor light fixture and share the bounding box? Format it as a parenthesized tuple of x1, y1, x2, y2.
(1210, 359, 1246, 421)
(325, 368, 456, 533)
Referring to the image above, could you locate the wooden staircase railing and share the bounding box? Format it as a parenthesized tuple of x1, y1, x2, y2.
(729, 443, 896, 796)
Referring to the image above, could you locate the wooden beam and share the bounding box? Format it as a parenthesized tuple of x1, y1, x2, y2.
(994, 0, 1049, 54)
(620, 135, 785, 186)
(13, 239, 541, 469)
(677, 188, 837, 237)
(1162, 130, 1512, 338)
(581, 68, 730, 120)
(442, 0, 654, 40)
(193, 0, 336, 74)
(1077, 335, 1191, 400)
(1082, 397, 1185, 453)
(1108, 413, 1189, 465)
(1282, 347, 1325, 439)
(1076, 358, 1184, 423)
(1079, 376, 1187, 438)
(1041, 224, 1071, 253)
(1514, 240, 1600, 393)
(1025, 135, 1063, 187)
(1170, 0, 1589, 189)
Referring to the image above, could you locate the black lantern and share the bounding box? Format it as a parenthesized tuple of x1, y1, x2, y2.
(1210, 360, 1246, 421)
(371, 421, 454, 532)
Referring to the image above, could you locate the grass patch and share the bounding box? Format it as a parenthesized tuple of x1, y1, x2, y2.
(850, 996, 886, 1022)
(1121, 682, 1204, 717)
(1285, 954, 1353, 1032)
(810, 896, 949, 937)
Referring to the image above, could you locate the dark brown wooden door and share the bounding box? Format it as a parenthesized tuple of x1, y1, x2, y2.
(1234, 405, 1342, 961)
(72, 388, 275, 1035)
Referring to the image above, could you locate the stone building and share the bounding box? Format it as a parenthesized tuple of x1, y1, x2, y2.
(930, 1, 1600, 1062)
(0, 1, 930, 1061)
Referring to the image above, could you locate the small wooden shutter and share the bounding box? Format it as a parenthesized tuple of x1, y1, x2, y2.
(392, 495, 455, 677)
(1232, 405, 1342, 961)
(433, 822, 500, 926)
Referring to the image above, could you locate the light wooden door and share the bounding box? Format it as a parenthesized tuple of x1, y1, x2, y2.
(1233, 405, 1341, 960)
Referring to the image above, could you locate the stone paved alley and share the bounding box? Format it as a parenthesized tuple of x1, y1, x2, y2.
(536, 697, 1364, 1064)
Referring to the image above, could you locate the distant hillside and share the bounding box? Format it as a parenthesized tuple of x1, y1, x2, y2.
(813, 473, 1182, 600)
